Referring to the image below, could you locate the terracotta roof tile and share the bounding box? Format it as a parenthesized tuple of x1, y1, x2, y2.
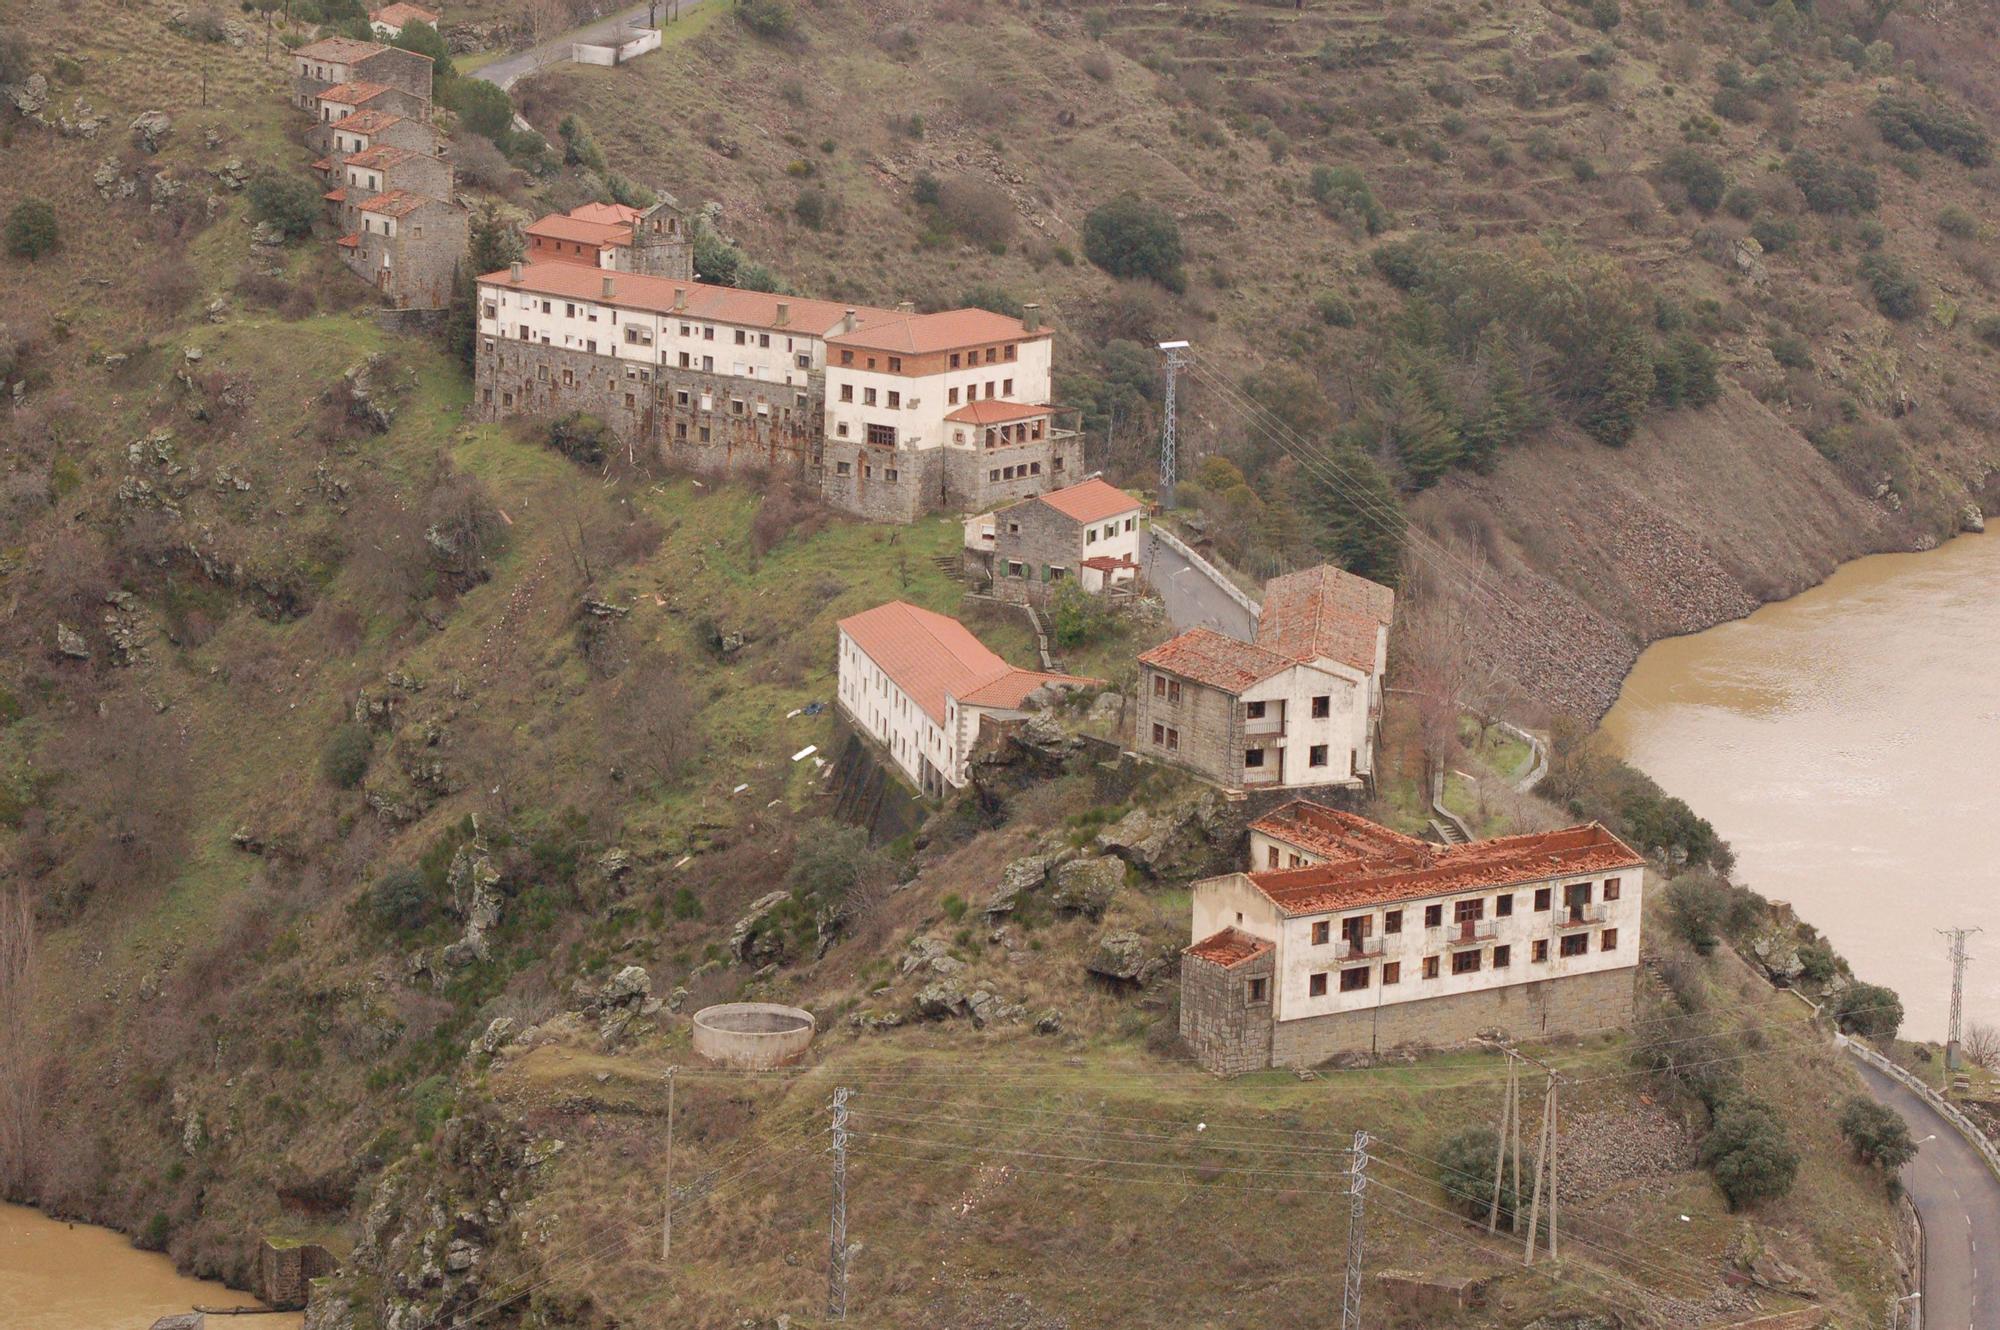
(323, 188, 348, 202)
(1243, 822, 1644, 917)
(370, 2, 441, 25)
(945, 399, 1049, 425)
(1250, 800, 1430, 865)
(826, 307, 1046, 355)
(342, 144, 420, 170)
(1184, 927, 1273, 968)
(482, 262, 881, 336)
(1256, 564, 1394, 675)
(838, 601, 1095, 724)
(1138, 627, 1297, 694)
(336, 233, 360, 249)
(318, 80, 393, 107)
(566, 201, 644, 226)
(1080, 554, 1138, 572)
(354, 188, 435, 218)
(525, 213, 631, 247)
(328, 109, 407, 137)
(1034, 476, 1141, 524)
(295, 36, 388, 63)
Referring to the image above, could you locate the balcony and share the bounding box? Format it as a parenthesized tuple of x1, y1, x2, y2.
(1441, 920, 1497, 948)
(1554, 903, 1608, 929)
(1244, 716, 1287, 739)
(1338, 936, 1385, 961)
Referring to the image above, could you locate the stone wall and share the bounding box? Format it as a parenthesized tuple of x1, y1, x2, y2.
(1180, 950, 1275, 1076)
(1266, 964, 1635, 1067)
(819, 439, 936, 523)
(1135, 671, 1243, 788)
(260, 1239, 338, 1310)
(990, 494, 1082, 602)
(354, 46, 435, 101)
(342, 203, 465, 311)
(943, 432, 1083, 514)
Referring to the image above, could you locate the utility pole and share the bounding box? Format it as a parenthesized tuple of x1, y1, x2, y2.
(1488, 1049, 1522, 1234)
(1157, 340, 1191, 506)
(827, 1087, 851, 1322)
(659, 1066, 676, 1262)
(1939, 928, 1980, 1069)
(1340, 1128, 1369, 1330)
(1521, 1073, 1561, 1265)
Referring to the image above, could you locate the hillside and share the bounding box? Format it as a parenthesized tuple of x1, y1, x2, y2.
(0, 0, 1985, 1326)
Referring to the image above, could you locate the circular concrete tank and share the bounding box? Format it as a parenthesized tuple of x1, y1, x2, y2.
(692, 1003, 817, 1069)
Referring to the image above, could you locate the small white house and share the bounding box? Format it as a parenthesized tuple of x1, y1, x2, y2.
(835, 601, 1098, 797)
(369, 2, 441, 38)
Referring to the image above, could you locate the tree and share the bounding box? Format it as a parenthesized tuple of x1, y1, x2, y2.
(322, 722, 374, 788)
(5, 199, 58, 260)
(558, 115, 606, 172)
(1860, 253, 1922, 321)
(444, 77, 515, 143)
(1381, 354, 1462, 488)
(1834, 982, 1904, 1043)
(1395, 595, 1475, 797)
(1962, 1021, 2000, 1071)
(1461, 325, 1535, 472)
(1664, 870, 1728, 954)
(1436, 1125, 1516, 1222)
(1579, 323, 1654, 447)
(391, 19, 454, 77)
(1837, 1095, 1917, 1173)
(1307, 165, 1387, 234)
(1082, 195, 1186, 292)
(1659, 148, 1727, 214)
(247, 171, 322, 240)
(1701, 1094, 1799, 1210)
(607, 651, 701, 786)
(1297, 434, 1404, 586)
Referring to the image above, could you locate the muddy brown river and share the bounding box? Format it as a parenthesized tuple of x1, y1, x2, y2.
(1600, 532, 2000, 1041)
(0, 1202, 302, 1330)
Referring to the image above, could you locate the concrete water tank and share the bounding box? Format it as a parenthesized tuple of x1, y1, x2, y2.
(691, 1002, 816, 1069)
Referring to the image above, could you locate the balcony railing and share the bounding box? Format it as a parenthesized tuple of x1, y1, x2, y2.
(1338, 936, 1385, 961)
(1244, 715, 1286, 738)
(1555, 903, 1608, 929)
(1442, 920, 1497, 947)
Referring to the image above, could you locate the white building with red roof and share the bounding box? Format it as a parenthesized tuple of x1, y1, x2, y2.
(522, 199, 692, 279)
(1133, 563, 1393, 793)
(1180, 800, 1645, 1073)
(972, 476, 1144, 601)
(835, 600, 1100, 796)
(369, 2, 441, 38)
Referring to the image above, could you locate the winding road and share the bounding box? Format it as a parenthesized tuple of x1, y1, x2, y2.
(473, 0, 707, 91)
(1141, 531, 1258, 641)
(1853, 1058, 2000, 1330)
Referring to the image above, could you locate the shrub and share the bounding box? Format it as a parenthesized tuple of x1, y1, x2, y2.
(1870, 94, 1991, 167)
(1834, 982, 1904, 1042)
(547, 412, 609, 466)
(1787, 151, 1879, 215)
(959, 284, 1023, 318)
(1938, 206, 1979, 240)
(1797, 938, 1839, 983)
(322, 722, 374, 788)
(1437, 1125, 1517, 1222)
(1859, 253, 1922, 320)
(1082, 195, 1185, 291)
(1659, 148, 1727, 213)
(940, 893, 968, 922)
(1768, 333, 1811, 370)
(1315, 292, 1356, 327)
(1976, 314, 2000, 348)
(935, 176, 1015, 246)
(141, 257, 202, 316)
(1749, 217, 1797, 252)
(1589, 0, 1621, 29)
(558, 115, 606, 172)
(792, 187, 837, 231)
(1665, 870, 1727, 954)
(247, 171, 322, 239)
(5, 199, 58, 260)
(1837, 1096, 1917, 1172)
(368, 866, 431, 933)
(1701, 1093, 1799, 1210)
(444, 77, 515, 142)
(738, 0, 797, 40)
(1049, 580, 1115, 648)
(1307, 165, 1387, 234)
(390, 19, 453, 78)
(1652, 333, 1721, 409)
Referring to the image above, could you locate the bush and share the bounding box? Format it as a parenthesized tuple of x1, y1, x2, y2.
(547, 412, 609, 466)
(1049, 580, 1115, 649)
(322, 722, 374, 788)
(1834, 982, 1904, 1042)
(959, 284, 1023, 318)
(1701, 1093, 1799, 1210)
(1665, 870, 1728, 954)
(1589, 0, 1621, 29)
(247, 171, 322, 240)
(5, 199, 58, 260)
(390, 18, 453, 78)
(1976, 314, 2000, 348)
(1082, 195, 1185, 291)
(1315, 292, 1356, 327)
(1749, 216, 1797, 253)
(1938, 206, 1979, 240)
(1837, 1096, 1917, 1172)
(1659, 148, 1727, 213)
(1307, 165, 1387, 234)
(368, 866, 430, 933)
(1768, 333, 1812, 370)
(1859, 252, 1922, 321)
(1870, 94, 1991, 167)
(792, 187, 837, 231)
(738, 0, 797, 40)
(1787, 150, 1879, 215)
(444, 77, 515, 142)
(1437, 1125, 1517, 1222)
(934, 176, 1015, 246)
(1652, 333, 1721, 409)
(558, 115, 606, 172)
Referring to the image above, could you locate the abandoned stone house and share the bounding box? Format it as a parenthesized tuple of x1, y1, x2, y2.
(473, 261, 1083, 520)
(314, 108, 438, 168)
(968, 475, 1144, 601)
(324, 144, 452, 231)
(1134, 563, 1392, 793)
(835, 600, 1099, 795)
(368, 1, 441, 38)
(523, 200, 694, 279)
(290, 36, 433, 112)
(1180, 802, 1645, 1074)
(336, 190, 467, 309)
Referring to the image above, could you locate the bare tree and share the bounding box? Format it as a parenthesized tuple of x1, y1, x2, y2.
(1393, 593, 1477, 799)
(1963, 1021, 2000, 1072)
(608, 651, 701, 787)
(0, 884, 41, 1194)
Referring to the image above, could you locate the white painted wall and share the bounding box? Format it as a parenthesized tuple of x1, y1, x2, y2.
(1236, 659, 1374, 788)
(572, 28, 662, 65)
(824, 339, 1054, 455)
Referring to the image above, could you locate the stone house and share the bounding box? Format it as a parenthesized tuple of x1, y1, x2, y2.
(308, 80, 432, 153)
(369, 2, 441, 38)
(1134, 563, 1392, 792)
(337, 190, 467, 310)
(524, 199, 693, 279)
(290, 37, 432, 111)
(313, 108, 438, 174)
(980, 475, 1144, 601)
(325, 144, 451, 229)
(472, 262, 1082, 521)
(1180, 804, 1645, 1073)
(835, 600, 1099, 795)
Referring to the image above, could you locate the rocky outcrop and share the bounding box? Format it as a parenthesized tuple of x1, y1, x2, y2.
(984, 854, 1051, 916)
(729, 890, 793, 966)
(130, 109, 171, 153)
(1085, 929, 1165, 984)
(440, 843, 503, 967)
(1049, 856, 1122, 919)
(1093, 792, 1242, 881)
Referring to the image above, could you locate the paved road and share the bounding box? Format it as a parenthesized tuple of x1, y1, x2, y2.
(1142, 530, 1258, 642)
(473, 0, 695, 90)
(1854, 1058, 2000, 1330)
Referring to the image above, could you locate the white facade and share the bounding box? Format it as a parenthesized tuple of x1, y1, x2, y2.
(837, 628, 976, 792)
(1190, 864, 1643, 1026)
(1237, 660, 1374, 787)
(822, 340, 1054, 457)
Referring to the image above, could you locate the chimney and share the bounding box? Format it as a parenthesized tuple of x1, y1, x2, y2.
(1022, 302, 1041, 333)
(897, 299, 915, 314)
(775, 301, 791, 327)
(842, 307, 858, 335)
(601, 274, 616, 299)
(509, 261, 523, 284)
(673, 287, 687, 311)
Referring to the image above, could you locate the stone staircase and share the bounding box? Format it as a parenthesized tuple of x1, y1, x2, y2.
(931, 553, 964, 582)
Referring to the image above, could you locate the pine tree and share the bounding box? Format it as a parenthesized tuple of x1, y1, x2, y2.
(1383, 356, 1463, 487)
(1580, 323, 1654, 447)
(1463, 324, 1534, 473)
(1298, 432, 1405, 586)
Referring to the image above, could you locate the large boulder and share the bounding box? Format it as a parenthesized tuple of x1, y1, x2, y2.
(985, 854, 1051, 916)
(130, 109, 172, 153)
(914, 980, 967, 1020)
(440, 843, 503, 967)
(1050, 857, 1123, 920)
(1094, 792, 1241, 881)
(729, 890, 793, 966)
(1085, 930, 1158, 983)
(599, 965, 652, 1007)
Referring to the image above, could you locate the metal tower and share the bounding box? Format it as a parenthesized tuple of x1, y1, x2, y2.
(1158, 340, 1191, 505)
(1341, 1128, 1369, 1330)
(826, 1087, 851, 1321)
(1940, 928, 1980, 1069)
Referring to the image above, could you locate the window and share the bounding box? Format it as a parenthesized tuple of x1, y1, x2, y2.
(734, 330, 747, 345)
(1603, 877, 1621, 901)
(1309, 972, 1328, 997)
(1245, 701, 1266, 720)
(1247, 977, 1268, 1003)
(1268, 847, 1281, 869)
(888, 391, 900, 408)
(759, 333, 771, 348)
(840, 350, 853, 366)
(1382, 962, 1401, 985)
(948, 387, 960, 405)
(482, 301, 497, 320)
(1165, 727, 1179, 751)
(1086, 528, 1099, 545)
(1167, 680, 1181, 703)
(1309, 745, 1329, 768)
(985, 348, 998, 364)
(836, 461, 851, 476)
(1312, 921, 1331, 946)
(1496, 894, 1514, 918)
(866, 424, 897, 447)
(1244, 748, 1265, 769)
(863, 387, 878, 406)
(1340, 967, 1370, 992)
(950, 352, 962, 368)
(1601, 928, 1619, 951)
(1533, 939, 1549, 962)
(1311, 695, 1330, 718)
(797, 353, 811, 369)
(1493, 944, 1511, 968)
(839, 384, 853, 403)
(1453, 899, 1483, 924)
(1383, 910, 1402, 935)
(1153, 676, 1166, 697)
(1560, 934, 1589, 958)
(1003, 377, 1014, 394)
(888, 356, 902, 371)
(1533, 887, 1552, 911)
(1452, 950, 1482, 975)
(1006, 560, 1023, 577)
(1424, 904, 1443, 928)
(1423, 956, 1440, 980)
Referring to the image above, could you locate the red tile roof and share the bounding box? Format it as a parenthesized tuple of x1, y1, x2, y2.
(1243, 822, 1644, 917)
(838, 600, 1096, 724)
(567, 201, 644, 226)
(296, 36, 388, 64)
(328, 109, 407, 137)
(1138, 627, 1297, 693)
(354, 188, 433, 218)
(1256, 564, 1394, 675)
(945, 399, 1049, 425)
(337, 233, 360, 249)
(483, 262, 880, 337)
(1184, 927, 1273, 968)
(370, 2, 440, 25)
(1250, 800, 1430, 865)
(323, 188, 348, 202)
(342, 144, 420, 170)
(1081, 554, 1139, 572)
(318, 80, 394, 107)
(1035, 476, 1142, 525)
(525, 214, 630, 247)
(826, 306, 1047, 355)
(311, 156, 334, 171)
